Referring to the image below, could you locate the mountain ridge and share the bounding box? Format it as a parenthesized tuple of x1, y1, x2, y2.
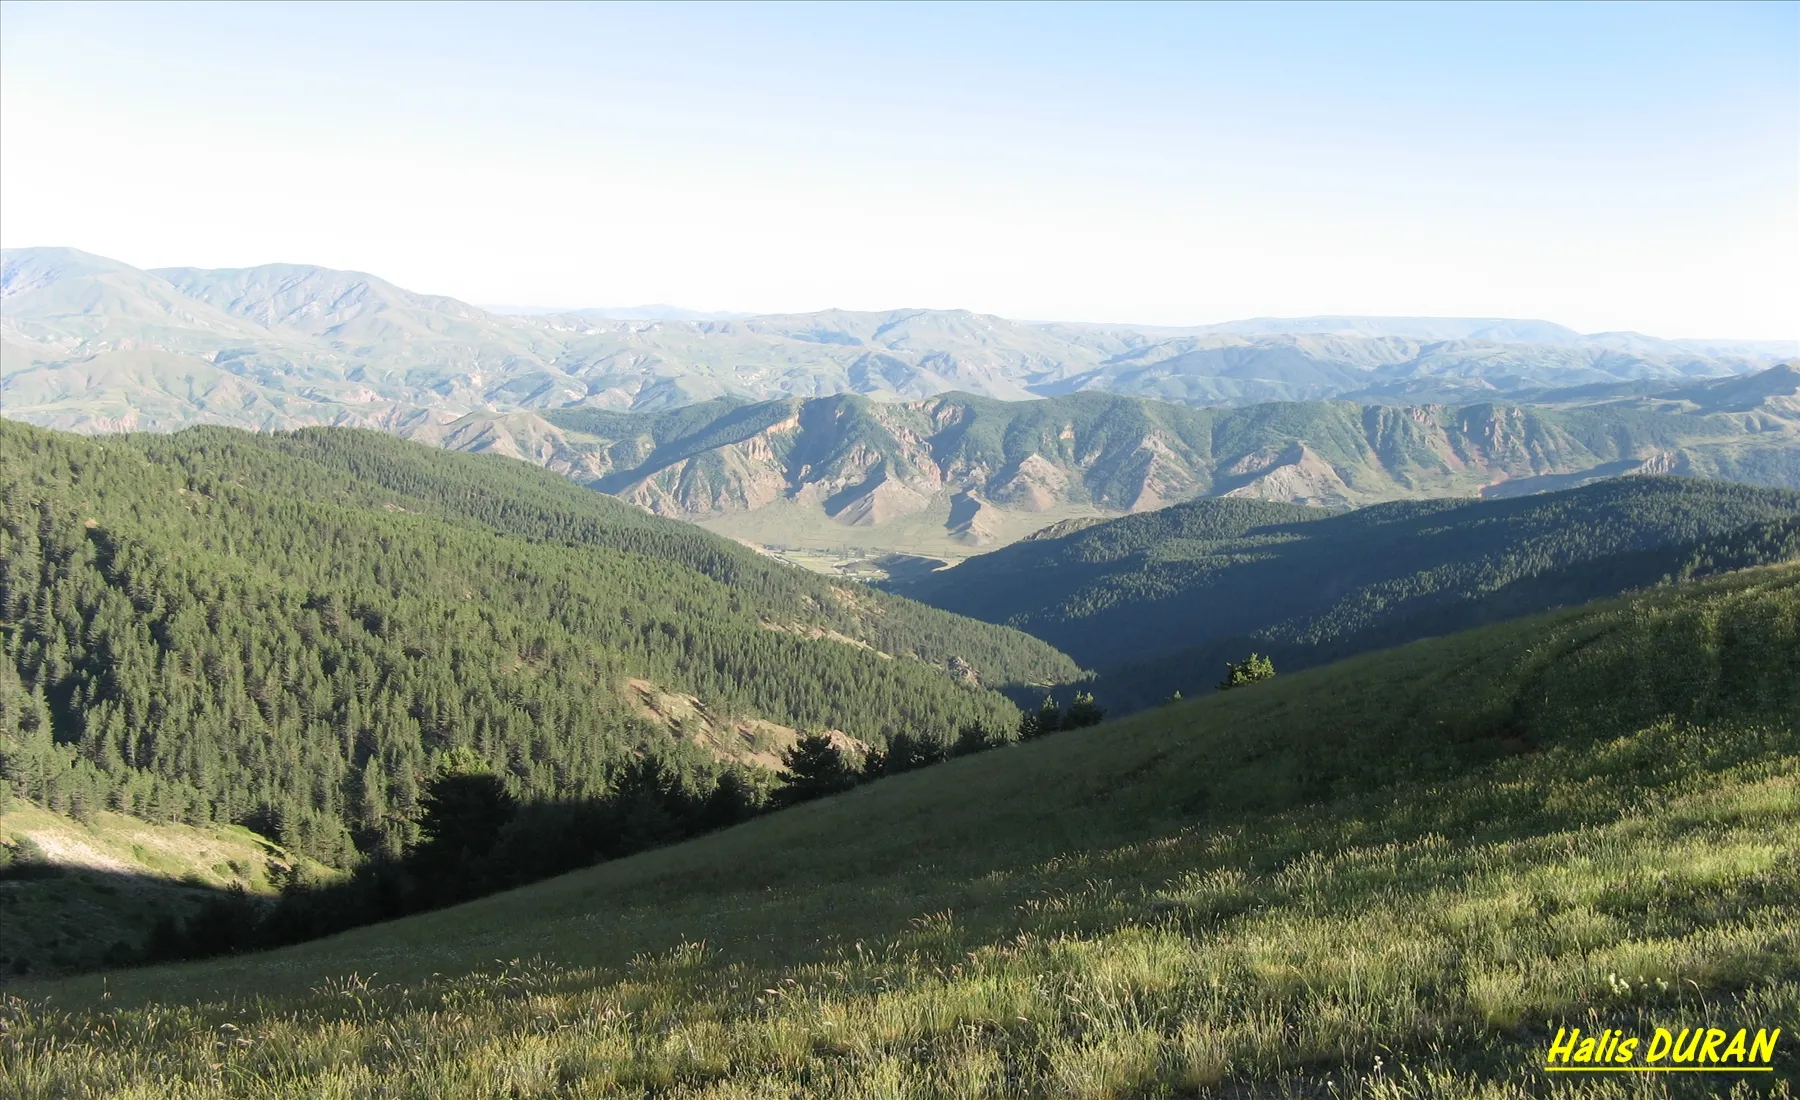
(8, 247, 1791, 436)
(515, 386, 1800, 562)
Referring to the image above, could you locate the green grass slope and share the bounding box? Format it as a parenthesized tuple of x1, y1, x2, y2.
(0, 803, 333, 980)
(8, 566, 1797, 1096)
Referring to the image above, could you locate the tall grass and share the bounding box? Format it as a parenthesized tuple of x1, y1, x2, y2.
(4, 567, 1798, 1097)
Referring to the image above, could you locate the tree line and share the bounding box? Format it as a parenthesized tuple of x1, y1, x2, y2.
(141, 693, 1110, 963)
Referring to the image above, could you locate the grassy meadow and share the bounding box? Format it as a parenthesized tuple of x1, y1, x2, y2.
(4, 566, 1799, 1097)
(0, 805, 331, 979)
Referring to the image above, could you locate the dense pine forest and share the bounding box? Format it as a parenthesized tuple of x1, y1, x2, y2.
(0, 423, 1079, 866)
(896, 477, 1800, 709)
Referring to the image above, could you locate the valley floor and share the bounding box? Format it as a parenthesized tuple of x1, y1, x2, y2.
(697, 495, 1120, 573)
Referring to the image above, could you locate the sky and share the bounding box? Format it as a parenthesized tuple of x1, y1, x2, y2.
(2, 1, 1796, 339)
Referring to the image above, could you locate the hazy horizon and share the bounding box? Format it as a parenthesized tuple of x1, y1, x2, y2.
(4, 239, 1796, 346)
(473, 302, 1799, 345)
(3, 2, 1796, 339)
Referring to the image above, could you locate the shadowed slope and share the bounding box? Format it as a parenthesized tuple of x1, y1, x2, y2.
(896, 476, 1800, 680)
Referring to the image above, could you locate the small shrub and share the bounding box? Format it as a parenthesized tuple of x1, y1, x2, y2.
(1217, 653, 1276, 691)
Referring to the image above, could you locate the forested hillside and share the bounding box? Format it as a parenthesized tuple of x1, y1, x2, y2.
(896, 477, 1800, 708)
(14, 564, 1798, 1096)
(0, 423, 1078, 866)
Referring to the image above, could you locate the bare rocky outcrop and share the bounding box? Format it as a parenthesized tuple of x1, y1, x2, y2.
(989, 454, 1069, 512)
(1220, 444, 1355, 508)
(825, 471, 934, 526)
(946, 491, 1005, 546)
(624, 678, 869, 772)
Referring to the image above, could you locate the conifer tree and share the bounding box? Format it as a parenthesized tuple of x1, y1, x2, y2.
(416, 752, 516, 866)
(858, 745, 889, 781)
(775, 734, 858, 806)
(700, 770, 759, 829)
(1065, 692, 1105, 728)
(951, 722, 998, 756)
(882, 730, 947, 772)
(1016, 709, 1042, 741)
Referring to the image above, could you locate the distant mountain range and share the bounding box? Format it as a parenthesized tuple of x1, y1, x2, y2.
(484, 304, 755, 322)
(5, 246, 1796, 562)
(6, 247, 1793, 438)
(395, 378, 1796, 563)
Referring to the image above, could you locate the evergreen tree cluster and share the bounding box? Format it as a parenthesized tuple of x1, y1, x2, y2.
(900, 476, 1800, 712)
(1015, 691, 1106, 740)
(1217, 654, 1276, 691)
(0, 422, 1079, 867)
(780, 690, 1107, 807)
(140, 687, 1118, 963)
(142, 750, 767, 962)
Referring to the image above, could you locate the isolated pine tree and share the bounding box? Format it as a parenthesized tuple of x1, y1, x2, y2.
(417, 753, 516, 864)
(701, 770, 760, 830)
(1065, 692, 1105, 728)
(1016, 709, 1043, 741)
(604, 757, 685, 853)
(776, 734, 858, 805)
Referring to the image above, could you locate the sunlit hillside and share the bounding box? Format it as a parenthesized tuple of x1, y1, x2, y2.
(7, 565, 1796, 1097)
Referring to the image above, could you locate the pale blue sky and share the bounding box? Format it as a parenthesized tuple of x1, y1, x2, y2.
(2, 1, 1795, 337)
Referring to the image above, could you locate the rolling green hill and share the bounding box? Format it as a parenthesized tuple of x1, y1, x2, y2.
(895, 477, 1800, 709)
(9, 565, 1797, 1096)
(0, 421, 1078, 872)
